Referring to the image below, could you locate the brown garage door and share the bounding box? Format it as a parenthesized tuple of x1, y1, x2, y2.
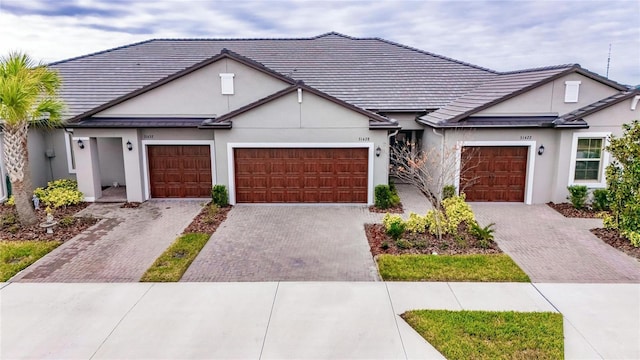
(148, 145, 212, 198)
(234, 148, 368, 203)
(461, 146, 528, 202)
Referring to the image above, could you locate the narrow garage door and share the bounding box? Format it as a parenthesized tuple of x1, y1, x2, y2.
(234, 148, 368, 203)
(148, 145, 212, 198)
(461, 146, 528, 202)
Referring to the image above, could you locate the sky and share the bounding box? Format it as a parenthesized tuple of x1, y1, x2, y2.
(0, 0, 638, 85)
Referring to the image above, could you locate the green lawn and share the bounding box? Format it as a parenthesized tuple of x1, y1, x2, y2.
(402, 310, 564, 359)
(140, 233, 210, 282)
(0, 240, 61, 281)
(377, 254, 530, 282)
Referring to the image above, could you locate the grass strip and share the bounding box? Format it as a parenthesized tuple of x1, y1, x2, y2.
(402, 310, 563, 360)
(0, 240, 61, 281)
(377, 254, 530, 282)
(140, 233, 210, 282)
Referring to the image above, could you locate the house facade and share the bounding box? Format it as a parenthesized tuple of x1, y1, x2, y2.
(14, 32, 637, 205)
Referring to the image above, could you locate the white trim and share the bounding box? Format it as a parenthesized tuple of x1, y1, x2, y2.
(456, 140, 536, 205)
(64, 131, 77, 174)
(227, 142, 375, 205)
(0, 140, 6, 201)
(141, 140, 216, 200)
(220, 73, 235, 95)
(83, 196, 96, 202)
(72, 137, 90, 141)
(568, 132, 610, 188)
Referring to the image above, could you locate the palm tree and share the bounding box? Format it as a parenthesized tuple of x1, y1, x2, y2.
(0, 52, 64, 225)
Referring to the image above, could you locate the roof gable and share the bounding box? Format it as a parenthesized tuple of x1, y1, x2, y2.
(418, 65, 628, 126)
(65, 49, 296, 123)
(201, 81, 398, 130)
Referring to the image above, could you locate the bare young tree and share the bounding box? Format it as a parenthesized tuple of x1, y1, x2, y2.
(389, 134, 480, 211)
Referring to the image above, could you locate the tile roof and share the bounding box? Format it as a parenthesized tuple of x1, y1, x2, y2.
(554, 89, 640, 125)
(50, 32, 497, 120)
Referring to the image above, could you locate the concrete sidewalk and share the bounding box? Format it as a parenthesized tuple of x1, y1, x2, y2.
(1, 282, 638, 359)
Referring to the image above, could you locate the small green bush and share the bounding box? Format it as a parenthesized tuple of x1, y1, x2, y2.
(592, 189, 610, 211)
(388, 179, 397, 194)
(380, 241, 390, 250)
(5, 196, 14, 206)
(0, 213, 17, 227)
(395, 239, 412, 249)
(58, 216, 75, 228)
(469, 222, 496, 249)
(442, 185, 456, 200)
(211, 185, 229, 207)
(383, 213, 406, 240)
(567, 185, 588, 210)
(375, 185, 393, 209)
(34, 179, 84, 208)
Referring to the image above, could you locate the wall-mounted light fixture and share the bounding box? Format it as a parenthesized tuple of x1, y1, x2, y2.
(77, 139, 85, 149)
(375, 146, 382, 157)
(538, 144, 545, 156)
(126, 140, 133, 151)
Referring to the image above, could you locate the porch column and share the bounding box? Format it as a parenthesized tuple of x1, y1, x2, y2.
(73, 137, 102, 201)
(121, 131, 144, 202)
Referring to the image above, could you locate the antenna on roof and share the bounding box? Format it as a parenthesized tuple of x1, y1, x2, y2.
(606, 44, 612, 78)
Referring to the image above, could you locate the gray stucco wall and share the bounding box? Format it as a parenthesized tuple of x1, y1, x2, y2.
(94, 58, 289, 118)
(213, 91, 390, 204)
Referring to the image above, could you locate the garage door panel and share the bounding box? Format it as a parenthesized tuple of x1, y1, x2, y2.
(461, 146, 527, 202)
(148, 145, 211, 198)
(234, 148, 368, 203)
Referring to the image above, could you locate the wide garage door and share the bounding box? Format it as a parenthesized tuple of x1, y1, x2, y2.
(461, 146, 527, 202)
(148, 145, 212, 198)
(234, 148, 368, 203)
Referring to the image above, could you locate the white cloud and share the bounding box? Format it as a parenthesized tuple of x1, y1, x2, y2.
(0, 0, 638, 84)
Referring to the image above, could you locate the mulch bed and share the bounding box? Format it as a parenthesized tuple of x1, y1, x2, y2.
(546, 202, 603, 218)
(0, 203, 98, 242)
(591, 228, 640, 261)
(369, 203, 404, 214)
(182, 203, 231, 235)
(365, 223, 502, 257)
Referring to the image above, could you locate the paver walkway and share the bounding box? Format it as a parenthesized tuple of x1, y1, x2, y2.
(472, 203, 640, 283)
(11, 201, 203, 282)
(183, 205, 382, 281)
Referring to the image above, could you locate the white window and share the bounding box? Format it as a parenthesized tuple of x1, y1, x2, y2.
(64, 131, 77, 173)
(564, 81, 581, 103)
(568, 132, 610, 187)
(220, 73, 235, 95)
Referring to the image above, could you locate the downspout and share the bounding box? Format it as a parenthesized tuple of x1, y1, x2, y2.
(387, 129, 399, 184)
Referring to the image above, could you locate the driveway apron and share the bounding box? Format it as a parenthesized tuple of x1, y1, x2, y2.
(11, 201, 204, 282)
(472, 203, 640, 283)
(183, 206, 382, 281)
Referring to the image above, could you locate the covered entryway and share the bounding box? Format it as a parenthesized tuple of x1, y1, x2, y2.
(234, 148, 368, 203)
(461, 146, 528, 202)
(148, 145, 212, 198)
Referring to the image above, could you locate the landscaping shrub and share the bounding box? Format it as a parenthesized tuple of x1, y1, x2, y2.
(5, 196, 14, 206)
(566, 185, 588, 210)
(442, 185, 456, 200)
(405, 212, 430, 234)
(441, 194, 475, 234)
(604, 120, 640, 247)
(469, 222, 495, 249)
(592, 189, 610, 211)
(211, 185, 229, 207)
(383, 213, 406, 240)
(395, 239, 412, 249)
(375, 185, 393, 209)
(34, 179, 84, 208)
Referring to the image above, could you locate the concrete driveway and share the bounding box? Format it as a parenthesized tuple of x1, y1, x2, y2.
(472, 203, 640, 283)
(10, 201, 203, 282)
(183, 205, 382, 281)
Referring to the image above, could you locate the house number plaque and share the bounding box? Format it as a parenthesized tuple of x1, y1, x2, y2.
(358, 137, 370, 141)
(520, 135, 532, 140)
